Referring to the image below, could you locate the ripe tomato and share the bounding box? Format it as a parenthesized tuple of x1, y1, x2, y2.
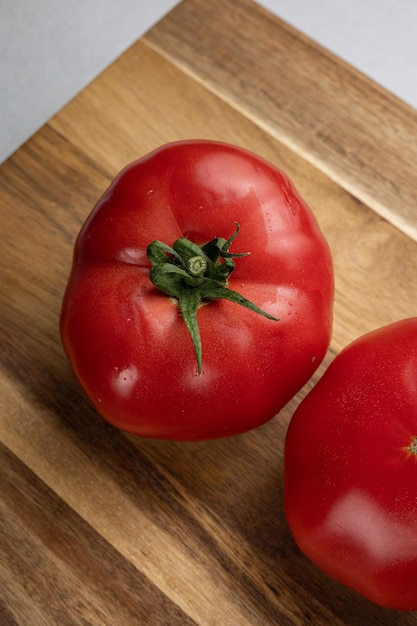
(60, 140, 333, 440)
(284, 318, 417, 610)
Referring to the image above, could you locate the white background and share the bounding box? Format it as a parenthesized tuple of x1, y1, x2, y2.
(1, 0, 416, 164)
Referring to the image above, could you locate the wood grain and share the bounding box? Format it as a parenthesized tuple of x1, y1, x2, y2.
(0, 442, 196, 626)
(1, 0, 417, 623)
(145, 0, 417, 242)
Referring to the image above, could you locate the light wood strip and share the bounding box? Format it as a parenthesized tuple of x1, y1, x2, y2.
(145, 0, 417, 241)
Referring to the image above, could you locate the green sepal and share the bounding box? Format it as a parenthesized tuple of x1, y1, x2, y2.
(146, 223, 279, 374)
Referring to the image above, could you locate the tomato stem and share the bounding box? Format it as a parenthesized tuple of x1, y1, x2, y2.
(146, 222, 279, 374)
(409, 436, 417, 455)
(187, 255, 207, 277)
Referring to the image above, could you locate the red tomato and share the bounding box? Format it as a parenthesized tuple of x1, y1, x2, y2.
(284, 318, 417, 610)
(60, 140, 333, 440)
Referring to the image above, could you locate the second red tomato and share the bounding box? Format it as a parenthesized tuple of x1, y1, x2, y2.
(285, 318, 417, 610)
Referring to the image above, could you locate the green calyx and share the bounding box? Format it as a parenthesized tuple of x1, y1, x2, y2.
(146, 222, 279, 374)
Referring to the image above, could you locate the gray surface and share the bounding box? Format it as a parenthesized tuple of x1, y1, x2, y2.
(1, 0, 416, 164)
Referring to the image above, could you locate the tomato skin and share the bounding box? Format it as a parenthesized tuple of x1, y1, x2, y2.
(60, 140, 333, 440)
(284, 318, 417, 610)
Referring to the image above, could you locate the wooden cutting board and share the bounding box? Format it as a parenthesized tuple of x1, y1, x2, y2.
(1, 0, 417, 623)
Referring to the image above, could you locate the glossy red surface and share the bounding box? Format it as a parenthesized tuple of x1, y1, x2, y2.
(61, 140, 333, 440)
